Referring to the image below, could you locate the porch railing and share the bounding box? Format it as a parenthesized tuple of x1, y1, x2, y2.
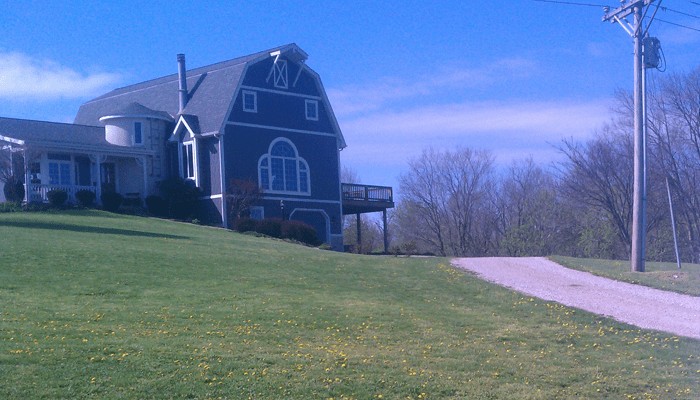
(341, 183, 393, 203)
(26, 184, 97, 203)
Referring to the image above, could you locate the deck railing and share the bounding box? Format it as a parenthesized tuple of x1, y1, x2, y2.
(26, 184, 97, 203)
(341, 183, 393, 203)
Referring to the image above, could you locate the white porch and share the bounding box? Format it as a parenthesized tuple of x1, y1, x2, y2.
(23, 151, 152, 205)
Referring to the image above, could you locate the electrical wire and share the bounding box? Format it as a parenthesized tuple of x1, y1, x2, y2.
(533, 0, 610, 7)
(686, 0, 700, 7)
(654, 17, 700, 31)
(661, 6, 700, 20)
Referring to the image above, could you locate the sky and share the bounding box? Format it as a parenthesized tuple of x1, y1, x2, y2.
(1, 0, 699, 196)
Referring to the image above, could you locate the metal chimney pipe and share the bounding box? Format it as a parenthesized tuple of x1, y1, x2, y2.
(177, 54, 188, 113)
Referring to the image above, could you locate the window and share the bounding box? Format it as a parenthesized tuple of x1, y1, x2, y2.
(30, 162, 41, 184)
(273, 59, 288, 89)
(258, 138, 310, 195)
(242, 90, 257, 113)
(250, 206, 264, 221)
(49, 162, 71, 185)
(134, 121, 143, 145)
(181, 142, 194, 179)
(305, 99, 318, 121)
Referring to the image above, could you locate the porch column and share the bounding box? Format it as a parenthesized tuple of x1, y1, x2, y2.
(383, 210, 388, 254)
(94, 154, 102, 205)
(356, 213, 362, 254)
(23, 148, 30, 203)
(142, 156, 148, 200)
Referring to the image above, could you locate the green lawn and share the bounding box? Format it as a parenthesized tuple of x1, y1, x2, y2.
(551, 256, 700, 297)
(1, 210, 699, 399)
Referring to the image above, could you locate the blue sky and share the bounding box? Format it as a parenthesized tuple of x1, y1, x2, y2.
(1, 0, 699, 193)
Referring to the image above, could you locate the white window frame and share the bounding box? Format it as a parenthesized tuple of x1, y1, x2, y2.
(179, 140, 197, 182)
(242, 90, 257, 113)
(305, 99, 319, 121)
(133, 121, 143, 146)
(257, 137, 310, 196)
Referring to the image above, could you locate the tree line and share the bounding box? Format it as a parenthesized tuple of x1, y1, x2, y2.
(348, 66, 700, 263)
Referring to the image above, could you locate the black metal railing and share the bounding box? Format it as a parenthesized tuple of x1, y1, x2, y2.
(341, 183, 393, 203)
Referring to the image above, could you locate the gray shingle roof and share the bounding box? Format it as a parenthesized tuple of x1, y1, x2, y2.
(75, 44, 297, 135)
(99, 102, 173, 122)
(0, 117, 108, 146)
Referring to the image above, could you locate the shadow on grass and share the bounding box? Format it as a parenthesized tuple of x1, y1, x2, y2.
(0, 220, 188, 240)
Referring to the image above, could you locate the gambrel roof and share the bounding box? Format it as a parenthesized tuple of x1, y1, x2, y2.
(74, 44, 345, 147)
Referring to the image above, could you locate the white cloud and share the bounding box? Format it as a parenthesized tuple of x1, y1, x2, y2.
(327, 57, 538, 118)
(0, 52, 122, 100)
(337, 98, 613, 189)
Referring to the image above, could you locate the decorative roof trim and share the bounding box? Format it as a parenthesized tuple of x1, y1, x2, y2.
(99, 113, 173, 123)
(0, 135, 25, 146)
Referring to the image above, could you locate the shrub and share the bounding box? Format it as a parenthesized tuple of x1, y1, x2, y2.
(232, 217, 258, 233)
(157, 177, 201, 220)
(3, 175, 25, 203)
(75, 189, 96, 207)
(281, 220, 320, 246)
(255, 218, 283, 238)
(145, 195, 168, 217)
(101, 190, 123, 212)
(46, 189, 68, 207)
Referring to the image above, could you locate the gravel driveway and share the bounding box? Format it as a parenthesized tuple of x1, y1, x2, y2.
(451, 257, 700, 340)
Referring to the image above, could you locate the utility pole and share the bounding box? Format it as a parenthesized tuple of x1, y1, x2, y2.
(603, 0, 660, 272)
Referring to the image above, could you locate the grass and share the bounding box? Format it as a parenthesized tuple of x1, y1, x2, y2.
(551, 256, 700, 297)
(0, 210, 698, 399)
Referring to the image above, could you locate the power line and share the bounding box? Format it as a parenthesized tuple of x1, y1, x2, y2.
(533, 0, 610, 7)
(654, 17, 700, 31)
(686, 0, 700, 7)
(661, 6, 700, 20)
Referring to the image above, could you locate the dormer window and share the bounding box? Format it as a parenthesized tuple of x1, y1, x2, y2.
(305, 100, 318, 121)
(134, 121, 143, 145)
(242, 90, 257, 113)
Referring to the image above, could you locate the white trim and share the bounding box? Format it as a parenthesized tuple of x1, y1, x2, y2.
(242, 90, 257, 113)
(289, 208, 331, 244)
(0, 135, 25, 145)
(199, 194, 223, 200)
(258, 137, 310, 196)
(260, 195, 341, 205)
(226, 122, 336, 138)
(272, 59, 288, 89)
(239, 85, 322, 100)
(305, 99, 319, 121)
(217, 134, 228, 228)
(99, 114, 172, 123)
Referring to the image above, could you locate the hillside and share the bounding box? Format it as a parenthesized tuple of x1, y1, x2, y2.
(0, 210, 698, 399)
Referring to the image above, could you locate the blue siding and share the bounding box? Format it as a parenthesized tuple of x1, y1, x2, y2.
(225, 125, 340, 202)
(221, 54, 343, 239)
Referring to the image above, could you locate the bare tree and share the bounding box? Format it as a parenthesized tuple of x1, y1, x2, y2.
(556, 127, 635, 258)
(397, 147, 496, 257)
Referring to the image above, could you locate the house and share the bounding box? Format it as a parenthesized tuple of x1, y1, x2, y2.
(0, 44, 394, 251)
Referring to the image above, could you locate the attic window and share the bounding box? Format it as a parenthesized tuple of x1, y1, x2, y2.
(273, 59, 288, 89)
(242, 90, 257, 113)
(305, 100, 318, 121)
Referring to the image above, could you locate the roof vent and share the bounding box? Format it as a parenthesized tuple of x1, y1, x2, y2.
(177, 54, 188, 113)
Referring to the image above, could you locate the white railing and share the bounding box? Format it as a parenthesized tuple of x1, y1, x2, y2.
(26, 184, 97, 203)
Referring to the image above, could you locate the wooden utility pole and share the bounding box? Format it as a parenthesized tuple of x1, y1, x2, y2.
(603, 0, 660, 272)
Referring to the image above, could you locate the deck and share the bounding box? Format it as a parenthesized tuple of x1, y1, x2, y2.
(341, 183, 394, 215)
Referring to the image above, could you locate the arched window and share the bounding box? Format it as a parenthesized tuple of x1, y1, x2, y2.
(258, 138, 310, 195)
